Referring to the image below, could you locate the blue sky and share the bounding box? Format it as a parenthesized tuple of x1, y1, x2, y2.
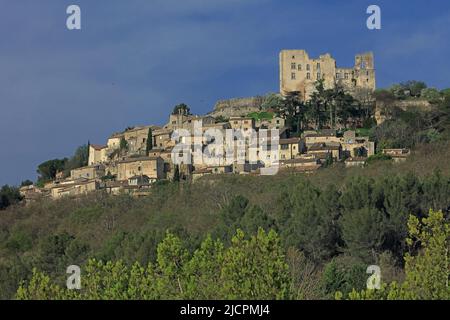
(1, 0, 449, 185)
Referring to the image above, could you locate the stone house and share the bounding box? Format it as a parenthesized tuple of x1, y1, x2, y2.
(255, 117, 285, 130)
(304, 130, 341, 146)
(307, 143, 342, 161)
(152, 128, 173, 149)
(50, 179, 99, 199)
(279, 137, 302, 160)
(344, 157, 367, 167)
(70, 164, 105, 180)
(382, 148, 411, 162)
(341, 131, 375, 157)
(279, 157, 321, 172)
(229, 117, 255, 132)
(128, 175, 153, 186)
(165, 114, 215, 132)
(123, 126, 158, 155)
(88, 144, 108, 165)
(117, 156, 165, 181)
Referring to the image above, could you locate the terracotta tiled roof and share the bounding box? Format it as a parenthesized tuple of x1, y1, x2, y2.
(279, 137, 301, 145)
(118, 156, 161, 164)
(90, 144, 107, 150)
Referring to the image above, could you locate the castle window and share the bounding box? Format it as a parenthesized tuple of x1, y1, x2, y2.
(336, 73, 341, 79)
(306, 73, 310, 79)
(291, 72, 296, 80)
(306, 64, 310, 71)
(317, 73, 321, 80)
(366, 71, 369, 76)
(344, 73, 349, 79)
(291, 62, 296, 70)
(317, 63, 321, 69)
(292, 55, 295, 59)
(298, 64, 302, 71)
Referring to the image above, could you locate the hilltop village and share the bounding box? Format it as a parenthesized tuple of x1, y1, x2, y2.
(20, 50, 413, 201)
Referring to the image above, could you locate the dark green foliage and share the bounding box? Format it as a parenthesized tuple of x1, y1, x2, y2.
(366, 153, 392, 164)
(146, 128, 153, 155)
(321, 256, 367, 298)
(119, 137, 128, 152)
(389, 81, 427, 99)
(64, 145, 89, 174)
(36, 159, 67, 184)
(20, 180, 33, 187)
(214, 115, 229, 123)
(35, 145, 88, 184)
(173, 165, 180, 182)
(0, 185, 23, 210)
(172, 103, 191, 115)
(214, 195, 275, 244)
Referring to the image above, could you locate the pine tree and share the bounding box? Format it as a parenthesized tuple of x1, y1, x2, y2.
(146, 128, 153, 155)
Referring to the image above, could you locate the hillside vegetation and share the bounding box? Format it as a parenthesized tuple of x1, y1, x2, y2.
(1, 141, 449, 299)
(1, 80, 450, 300)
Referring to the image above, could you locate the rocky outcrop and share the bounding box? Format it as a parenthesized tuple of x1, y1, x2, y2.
(375, 98, 433, 125)
(208, 96, 264, 118)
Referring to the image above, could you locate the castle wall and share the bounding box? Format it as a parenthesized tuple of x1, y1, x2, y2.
(280, 50, 376, 100)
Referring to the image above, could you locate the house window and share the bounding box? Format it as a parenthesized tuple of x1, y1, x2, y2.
(291, 72, 296, 80)
(307, 73, 310, 79)
(297, 64, 302, 71)
(291, 62, 296, 70)
(306, 64, 310, 71)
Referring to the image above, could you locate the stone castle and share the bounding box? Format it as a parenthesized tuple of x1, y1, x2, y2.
(279, 50, 376, 99)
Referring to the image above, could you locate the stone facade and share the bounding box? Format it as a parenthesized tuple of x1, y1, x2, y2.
(117, 156, 165, 181)
(70, 164, 105, 180)
(279, 50, 376, 99)
(88, 144, 108, 165)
